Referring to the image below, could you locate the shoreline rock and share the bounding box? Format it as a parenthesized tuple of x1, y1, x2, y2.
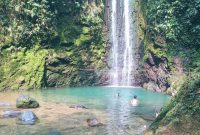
(2, 110, 21, 118)
(86, 118, 103, 127)
(18, 111, 38, 125)
(16, 95, 39, 108)
(0, 102, 11, 107)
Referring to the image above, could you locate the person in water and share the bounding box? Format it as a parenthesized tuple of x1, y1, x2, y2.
(130, 95, 139, 106)
(118, 93, 120, 97)
(115, 92, 120, 98)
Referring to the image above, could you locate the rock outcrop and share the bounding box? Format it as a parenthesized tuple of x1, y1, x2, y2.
(143, 52, 170, 92)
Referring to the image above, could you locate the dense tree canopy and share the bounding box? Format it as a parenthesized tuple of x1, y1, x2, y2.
(142, 0, 200, 74)
(0, 0, 104, 49)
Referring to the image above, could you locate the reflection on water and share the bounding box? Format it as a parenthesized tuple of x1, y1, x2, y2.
(0, 87, 170, 135)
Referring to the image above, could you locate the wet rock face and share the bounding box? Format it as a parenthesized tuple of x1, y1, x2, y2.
(46, 53, 70, 67)
(143, 52, 170, 92)
(16, 95, 39, 108)
(44, 54, 100, 87)
(44, 54, 70, 87)
(18, 111, 38, 125)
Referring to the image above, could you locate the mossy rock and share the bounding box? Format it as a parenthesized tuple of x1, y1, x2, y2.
(16, 95, 39, 108)
(145, 78, 200, 134)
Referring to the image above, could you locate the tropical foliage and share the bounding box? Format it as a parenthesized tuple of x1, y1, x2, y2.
(0, 0, 106, 90)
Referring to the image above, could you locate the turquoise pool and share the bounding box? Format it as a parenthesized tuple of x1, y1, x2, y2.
(0, 87, 170, 135)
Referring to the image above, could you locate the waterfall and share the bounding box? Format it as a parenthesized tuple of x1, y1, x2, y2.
(111, 0, 119, 85)
(109, 0, 136, 86)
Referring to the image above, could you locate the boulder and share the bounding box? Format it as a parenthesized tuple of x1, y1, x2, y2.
(86, 118, 103, 127)
(16, 95, 39, 108)
(18, 111, 38, 125)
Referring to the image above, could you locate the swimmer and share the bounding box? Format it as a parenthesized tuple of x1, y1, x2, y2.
(115, 93, 120, 98)
(130, 95, 139, 106)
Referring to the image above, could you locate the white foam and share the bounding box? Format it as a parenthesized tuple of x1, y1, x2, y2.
(105, 85, 141, 88)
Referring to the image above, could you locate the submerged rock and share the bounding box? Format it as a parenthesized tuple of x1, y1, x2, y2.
(42, 131, 62, 135)
(18, 111, 38, 125)
(2, 110, 21, 118)
(0, 102, 11, 107)
(69, 104, 88, 109)
(86, 118, 103, 127)
(0, 125, 7, 128)
(16, 95, 39, 108)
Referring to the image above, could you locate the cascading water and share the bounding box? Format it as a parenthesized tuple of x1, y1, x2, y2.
(122, 0, 133, 86)
(111, 0, 119, 85)
(109, 0, 136, 86)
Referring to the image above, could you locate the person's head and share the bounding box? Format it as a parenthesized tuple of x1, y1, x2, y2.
(133, 95, 137, 99)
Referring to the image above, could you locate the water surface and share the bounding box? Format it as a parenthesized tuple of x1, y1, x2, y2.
(0, 87, 170, 135)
